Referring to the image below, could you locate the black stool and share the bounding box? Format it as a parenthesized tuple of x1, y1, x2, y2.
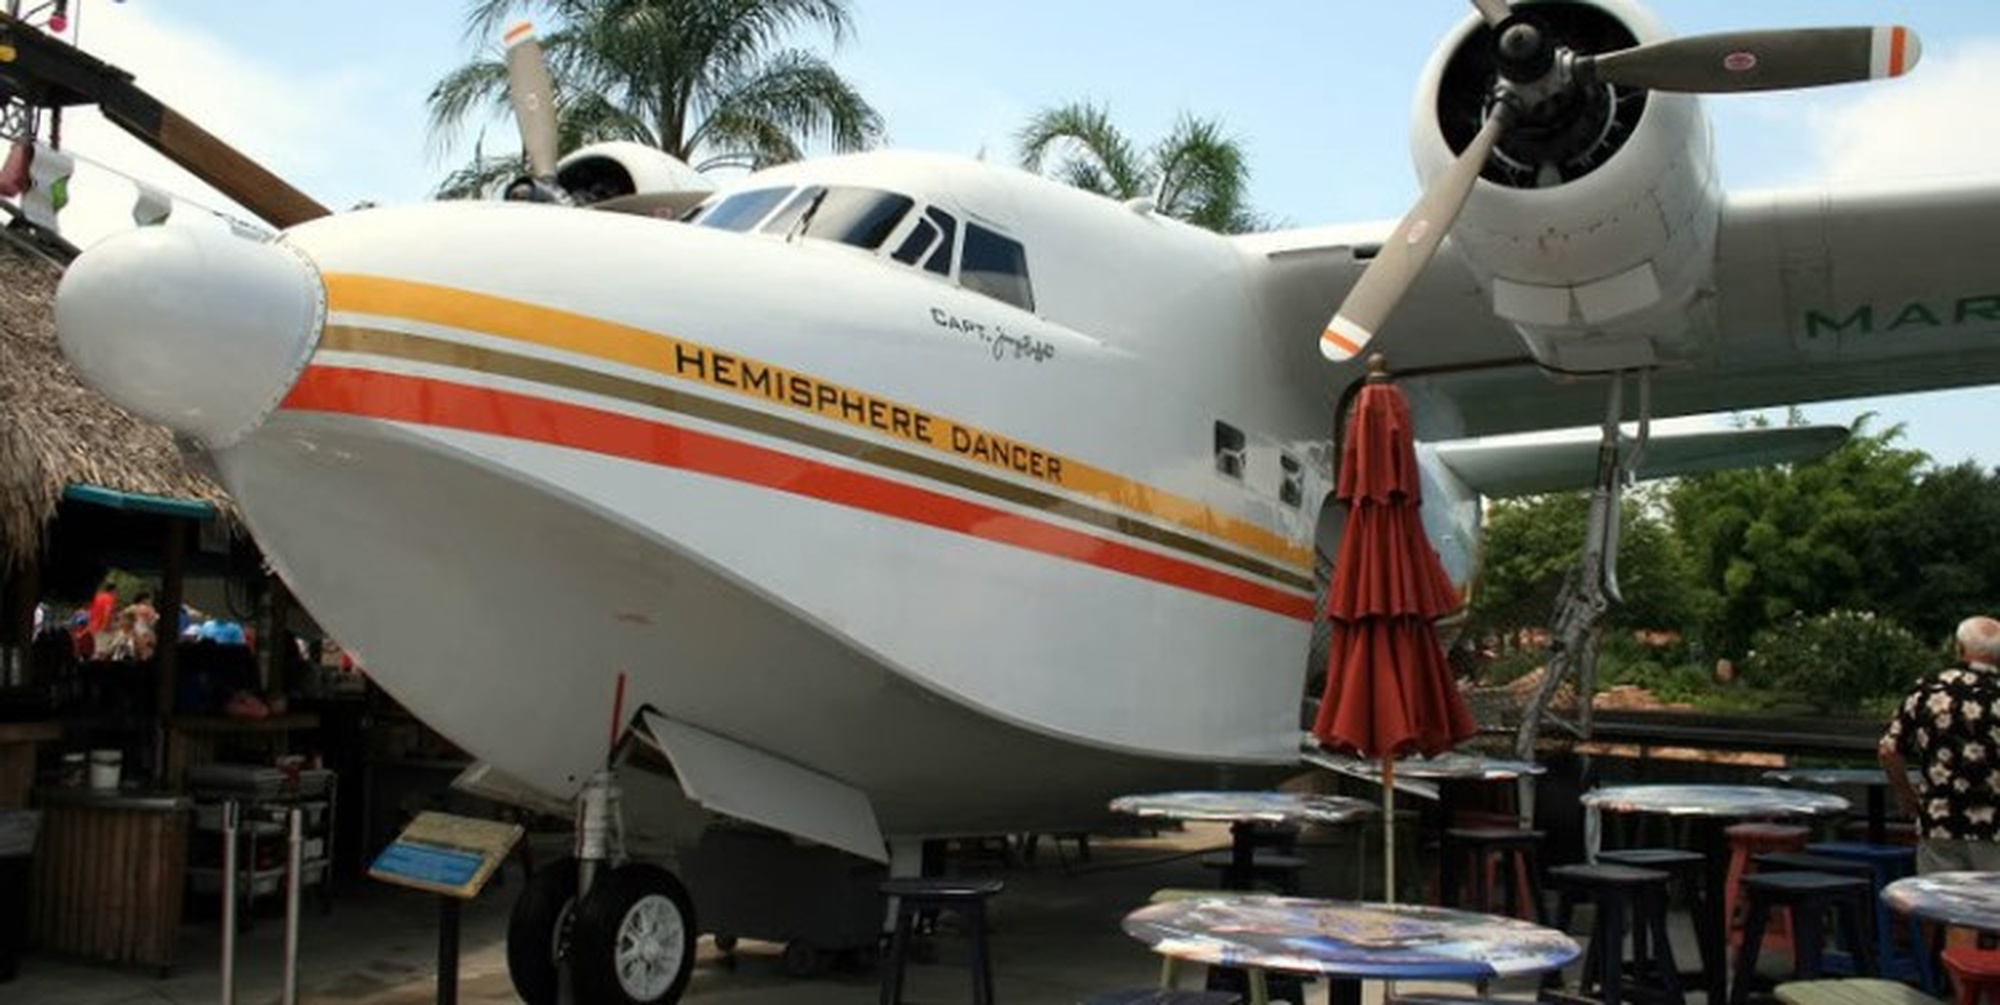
(1446, 826, 1545, 923)
(880, 876, 1004, 1005)
(1731, 871, 1876, 1005)
(1550, 862, 1686, 1005)
(1199, 850, 1308, 894)
(1597, 848, 1713, 977)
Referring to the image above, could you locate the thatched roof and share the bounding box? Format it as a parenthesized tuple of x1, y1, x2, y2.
(0, 229, 235, 570)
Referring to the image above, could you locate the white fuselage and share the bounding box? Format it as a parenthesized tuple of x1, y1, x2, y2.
(200, 156, 1340, 840)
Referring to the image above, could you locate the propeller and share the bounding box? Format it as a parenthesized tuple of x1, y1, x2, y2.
(1318, 7, 1921, 362)
(502, 21, 565, 202)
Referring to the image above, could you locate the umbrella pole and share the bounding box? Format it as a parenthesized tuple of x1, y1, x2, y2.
(1382, 757, 1398, 1005)
(1382, 758, 1396, 904)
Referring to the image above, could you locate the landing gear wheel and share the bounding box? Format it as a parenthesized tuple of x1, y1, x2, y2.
(781, 938, 825, 977)
(569, 863, 698, 1005)
(505, 856, 579, 1005)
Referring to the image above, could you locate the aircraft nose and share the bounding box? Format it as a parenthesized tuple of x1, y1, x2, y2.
(56, 225, 324, 448)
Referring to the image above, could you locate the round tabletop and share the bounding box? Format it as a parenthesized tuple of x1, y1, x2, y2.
(1315, 751, 1547, 782)
(1884, 872, 2000, 931)
(1110, 790, 1378, 827)
(1581, 784, 1849, 818)
(1123, 895, 1581, 980)
(1762, 768, 1907, 788)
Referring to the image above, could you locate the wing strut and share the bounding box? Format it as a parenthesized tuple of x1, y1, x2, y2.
(1513, 369, 1652, 760)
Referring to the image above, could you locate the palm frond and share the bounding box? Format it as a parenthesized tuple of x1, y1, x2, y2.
(1016, 101, 1147, 200)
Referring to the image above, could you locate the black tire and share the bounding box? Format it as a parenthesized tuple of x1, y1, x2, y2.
(505, 856, 579, 1005)
(569, 863, 699, 1005)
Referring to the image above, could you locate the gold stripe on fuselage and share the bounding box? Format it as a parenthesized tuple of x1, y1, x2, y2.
(320, 274, 1315, 585)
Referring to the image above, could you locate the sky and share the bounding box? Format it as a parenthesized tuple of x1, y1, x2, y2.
(20, 0, 2000, 468)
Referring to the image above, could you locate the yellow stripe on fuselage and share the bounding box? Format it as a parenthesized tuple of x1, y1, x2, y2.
(321, 273, 1313, 572)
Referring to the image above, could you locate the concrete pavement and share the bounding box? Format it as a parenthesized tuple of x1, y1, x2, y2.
(6, 818, 1774, 1005)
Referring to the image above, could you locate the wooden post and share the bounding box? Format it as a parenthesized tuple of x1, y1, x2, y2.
(155, 520, 188, 778)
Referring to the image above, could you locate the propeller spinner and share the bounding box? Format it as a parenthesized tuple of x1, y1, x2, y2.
(1318, 4, 1921, 362)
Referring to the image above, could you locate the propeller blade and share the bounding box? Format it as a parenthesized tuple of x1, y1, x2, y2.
(1586, 26, 1920, 94)
(1321, 102, 1514, 362)
(1469, 0, 1511, 28)
(503, 21, 561, 180)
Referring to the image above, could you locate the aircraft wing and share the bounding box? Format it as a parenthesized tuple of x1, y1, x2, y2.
(1250, 176, 2000, 443)
(1432, 423, 1850, 499)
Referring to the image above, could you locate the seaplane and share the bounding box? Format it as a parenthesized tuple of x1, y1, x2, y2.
(7, 0, 1997, 1000)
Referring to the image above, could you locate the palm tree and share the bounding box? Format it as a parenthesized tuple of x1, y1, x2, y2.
(427, 0, 885, 197)
(1017, 101, 1268, 234)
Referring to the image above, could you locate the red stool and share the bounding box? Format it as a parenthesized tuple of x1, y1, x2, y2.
(1943, 947, 2000, 1005)
(1724, 822, 1811, 945)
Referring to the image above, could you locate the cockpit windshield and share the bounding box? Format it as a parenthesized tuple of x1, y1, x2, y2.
(693, 185, 914, 251)
(761, 186, 914, 249)
(689, 183, 1033, 313)
(690, 187, 791, 231)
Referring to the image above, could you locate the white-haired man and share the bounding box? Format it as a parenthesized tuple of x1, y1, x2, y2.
(1881, 615, 2000, 873)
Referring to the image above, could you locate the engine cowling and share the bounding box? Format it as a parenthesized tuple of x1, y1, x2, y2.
(553, 141, 716, 217)
(1411, 0, 1724, 372)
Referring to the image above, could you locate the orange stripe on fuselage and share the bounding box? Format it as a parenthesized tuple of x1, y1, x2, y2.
(279, 366, 1316, 621)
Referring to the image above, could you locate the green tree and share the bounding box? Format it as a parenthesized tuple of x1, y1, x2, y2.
(428, 0, 885, 197)
(1016, 101, 1268, 233)
(1859, 460, 2000, 643)
(1666, 414, 1929, 656)
(1468, 488, 1712, 643)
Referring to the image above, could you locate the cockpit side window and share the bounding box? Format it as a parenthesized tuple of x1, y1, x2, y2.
(765, 186, 914, 250)
(960, 224, 1035, 312)
(922, 209, 957, 276)
(694, 187, 794, 231)
(891, 215, 940, 267)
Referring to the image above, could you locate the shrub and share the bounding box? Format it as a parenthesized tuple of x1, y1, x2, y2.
(1743, 609, 1934, 711)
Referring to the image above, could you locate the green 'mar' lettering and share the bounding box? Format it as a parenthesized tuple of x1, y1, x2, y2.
(1957, 295, 2000, 323)
(1887, 302, 1942, 331)
(1805, 306, 1872, 338)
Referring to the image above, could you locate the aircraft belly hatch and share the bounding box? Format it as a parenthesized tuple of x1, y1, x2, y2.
(636, 711, 887, 864)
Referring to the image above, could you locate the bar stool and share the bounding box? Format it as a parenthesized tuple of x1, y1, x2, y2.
(1942, 947, 2000, 1005)
(1806, 841, 1933, 988)
(1550, 862, 1685, 1005)
(1447, 826, 1545, 923)
(1753, 852, 1881, 976)
(880, 876, 1004, 1005)
(1597, 848, 1712, 972)
(1732, 871, 1876, 1005)
(1726, 822, 1813, 942)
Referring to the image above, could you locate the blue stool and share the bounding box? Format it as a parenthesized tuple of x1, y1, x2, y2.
(1806, 841, 1935, 991)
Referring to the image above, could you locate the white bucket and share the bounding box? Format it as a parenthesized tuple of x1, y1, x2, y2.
(88, 749, 121, 790)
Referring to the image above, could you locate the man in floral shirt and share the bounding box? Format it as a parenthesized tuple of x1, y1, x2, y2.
(1881, 615, 2000, 873)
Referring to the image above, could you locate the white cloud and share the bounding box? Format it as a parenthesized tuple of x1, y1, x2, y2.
(20, 6, 434, 247)
(1803, 38, 2000, 184)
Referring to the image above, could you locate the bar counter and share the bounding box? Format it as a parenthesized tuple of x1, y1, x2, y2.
(31, 785, 191, 973)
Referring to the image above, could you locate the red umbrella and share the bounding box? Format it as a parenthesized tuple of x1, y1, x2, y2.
(1312, 359, 1475, 900)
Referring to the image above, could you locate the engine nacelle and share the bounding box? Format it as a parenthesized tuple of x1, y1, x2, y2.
(1411, 0, 1725, 373)
(554, 141, 716, 217)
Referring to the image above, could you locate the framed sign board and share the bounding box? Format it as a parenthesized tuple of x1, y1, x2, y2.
(369, 811, 524, 899)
